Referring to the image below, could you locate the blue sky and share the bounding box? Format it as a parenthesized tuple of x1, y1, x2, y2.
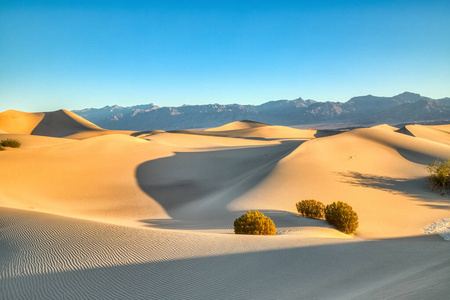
(1, 0, 449, 112)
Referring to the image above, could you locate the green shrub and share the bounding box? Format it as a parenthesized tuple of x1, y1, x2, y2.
(234, 210, 276, 235)
(296, 199, 325, 219)
(427, 159, 450, 191)
(325, 201, 359, 235)
(0, 139, 21, 148)
(0, 145, 5, 151)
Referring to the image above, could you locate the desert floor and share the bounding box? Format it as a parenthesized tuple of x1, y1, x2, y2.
(1, 109, 449, 299)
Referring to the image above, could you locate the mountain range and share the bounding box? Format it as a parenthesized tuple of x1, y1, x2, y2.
(72, 92, 450, 131)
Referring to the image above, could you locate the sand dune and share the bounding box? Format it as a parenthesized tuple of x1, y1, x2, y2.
(0, 109, 135, 139)
(1, 112, 449, 299)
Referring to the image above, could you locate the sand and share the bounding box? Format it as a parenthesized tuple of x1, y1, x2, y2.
(0, 110, 449, 299)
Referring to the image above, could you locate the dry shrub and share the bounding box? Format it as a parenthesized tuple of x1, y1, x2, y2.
(427, 159, 450, 191)
(234, 210, 276, 235)
(325, 201, 358, 235)
(296, 199, 325, 219)
(0, 139, 21, 148)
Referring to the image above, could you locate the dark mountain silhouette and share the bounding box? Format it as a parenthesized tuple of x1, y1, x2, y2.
(72, 92, 450, 131)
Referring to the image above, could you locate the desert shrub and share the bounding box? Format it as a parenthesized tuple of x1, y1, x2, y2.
(427, 159, 450, 191)
(0, 139, 21, 148)
(325, 201, 359, 235)
(296, 199, 325, 219)
(0, 145, 5, 151)
(234, 210, 276, 235)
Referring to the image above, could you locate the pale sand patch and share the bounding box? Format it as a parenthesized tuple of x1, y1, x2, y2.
(424, 218, 450, 240)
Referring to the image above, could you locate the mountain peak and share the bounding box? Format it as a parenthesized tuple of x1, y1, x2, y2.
(393, 92, 424, 102)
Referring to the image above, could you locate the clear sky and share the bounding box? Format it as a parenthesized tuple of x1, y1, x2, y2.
(1, 0, 449, 112)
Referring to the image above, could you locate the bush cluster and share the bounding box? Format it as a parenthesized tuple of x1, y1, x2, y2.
(325, 201, 359, 235)
(296, 199, 325, 219)
(0, 139, 21, 148)
(234, 210, 276, 235)
(427, 159, 450, 191)
(295, 199, 359, 235)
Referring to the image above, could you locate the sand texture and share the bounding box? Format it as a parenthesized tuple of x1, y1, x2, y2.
(0, 112, 449, 299)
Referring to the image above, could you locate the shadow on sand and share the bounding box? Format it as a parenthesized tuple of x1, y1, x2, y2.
(337, 171, 450, 209)
(135, 141, 304, 229)
(138, 209, 331, 232)
(396, 147, 444, 165)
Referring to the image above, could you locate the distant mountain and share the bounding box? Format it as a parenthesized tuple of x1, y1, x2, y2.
(72, 92, 450, 131)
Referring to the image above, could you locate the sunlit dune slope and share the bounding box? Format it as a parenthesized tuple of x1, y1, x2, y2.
(371, 124, 398, 131)
(0, 133, 75, 148)
(0, 134, 173, 224)
(0, 109, 45, 134)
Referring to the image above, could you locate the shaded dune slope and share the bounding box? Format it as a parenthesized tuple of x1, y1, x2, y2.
(31, 109, 102, 137)
(136, 141, 302, 219)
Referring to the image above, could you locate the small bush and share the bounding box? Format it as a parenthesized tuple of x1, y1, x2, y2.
(296, 199, 325, 219)
(0, 139, 21, 148)
(234, 210, 276, 235)
(0, 145, 5, 151)
(427, 159, 450, 191)
(325, 201, 359, 235)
